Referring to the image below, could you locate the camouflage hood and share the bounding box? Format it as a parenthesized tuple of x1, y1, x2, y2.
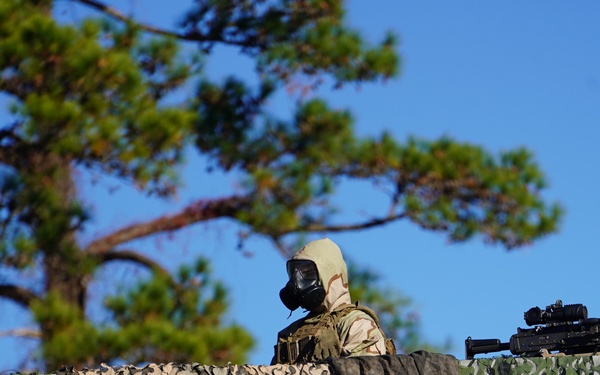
(290, 238, 351, 312)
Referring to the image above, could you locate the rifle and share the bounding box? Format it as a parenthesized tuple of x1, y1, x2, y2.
(465, 300, 600, 359)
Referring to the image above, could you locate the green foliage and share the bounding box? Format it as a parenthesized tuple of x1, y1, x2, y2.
(0, 0, 195, 196)
(31, 292, 102, 369)
(395, 137, 563, 248)
(31, 260, 252, 369)
(180, 0, 399, 86)
(102, 258, 253, 365)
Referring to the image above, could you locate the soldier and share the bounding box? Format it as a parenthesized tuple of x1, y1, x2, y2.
(271, 238, 395, 365)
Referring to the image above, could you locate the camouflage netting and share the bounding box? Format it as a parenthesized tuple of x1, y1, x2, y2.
(56, 363, 330, 375)
(48, 354, 600, 375)
(459, 355, 600, 374)
(53, 352, 458, 375)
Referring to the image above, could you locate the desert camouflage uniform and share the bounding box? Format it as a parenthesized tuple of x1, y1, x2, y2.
(271, 238, 389, 364)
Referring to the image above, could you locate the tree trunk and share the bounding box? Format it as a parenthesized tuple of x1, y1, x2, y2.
(41, 251, 90, 371)
(31, 155, 92, 371)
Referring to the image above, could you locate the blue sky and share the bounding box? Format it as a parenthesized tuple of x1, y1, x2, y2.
(2, 0, 600, 369)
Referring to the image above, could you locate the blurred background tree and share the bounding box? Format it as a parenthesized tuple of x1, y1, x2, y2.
(0, 0, 561, 371)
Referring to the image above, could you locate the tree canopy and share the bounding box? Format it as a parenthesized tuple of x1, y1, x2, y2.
(0, 0, 562, 371)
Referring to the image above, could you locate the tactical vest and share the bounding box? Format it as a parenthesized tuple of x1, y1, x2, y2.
(274, 303, 396, 364)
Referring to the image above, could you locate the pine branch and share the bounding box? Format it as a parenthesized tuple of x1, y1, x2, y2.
(84, 195, 251, 255)
(0, 284, 38, 308)
(98, 249, 181, 291)
(71, 0, 248, 46)
(73, 0, 179, 37)
(282, 212, 409, 235)
(0, 328, 40, 339)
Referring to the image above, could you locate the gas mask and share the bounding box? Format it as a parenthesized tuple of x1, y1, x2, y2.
(279, 259, 326, 312)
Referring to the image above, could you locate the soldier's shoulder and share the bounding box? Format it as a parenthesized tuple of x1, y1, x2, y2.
(337, 308, 378, 335)
(340, 308, 376, 324)
(336, 303, 379, 324)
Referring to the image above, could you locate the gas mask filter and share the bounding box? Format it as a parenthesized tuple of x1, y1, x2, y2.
(279, 259, 325, 312)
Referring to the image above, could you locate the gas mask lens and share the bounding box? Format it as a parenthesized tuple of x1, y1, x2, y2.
(287, 260, 319, 290)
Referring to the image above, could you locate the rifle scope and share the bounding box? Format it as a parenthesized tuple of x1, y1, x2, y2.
(524, 300, 587, 326)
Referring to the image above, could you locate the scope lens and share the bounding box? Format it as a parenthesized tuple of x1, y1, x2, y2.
(525, 307, 543, 326)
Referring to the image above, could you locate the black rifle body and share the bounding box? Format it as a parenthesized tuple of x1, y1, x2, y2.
(466, 319, 600, 359)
